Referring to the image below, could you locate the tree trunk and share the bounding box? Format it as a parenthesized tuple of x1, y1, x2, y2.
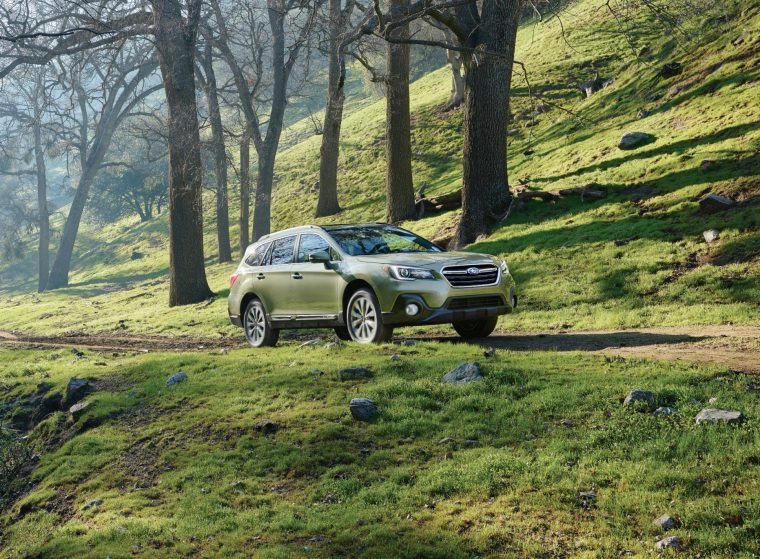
(315, 0, 344, 217)
(452, 0, 520, 248)
(253, 148, 275, 241)
(201, 44, 232, 263)
(239, 133, 250, 254)
(385, 0, 415, 223)
(33, 121, 48, 293)
(152, 0, 213, 305)
(445, 46, 465, 110)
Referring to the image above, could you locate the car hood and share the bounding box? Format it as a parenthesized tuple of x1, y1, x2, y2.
(353, 251, 496, 270)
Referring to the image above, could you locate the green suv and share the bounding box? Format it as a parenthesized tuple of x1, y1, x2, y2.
(228, 224, 517, 346)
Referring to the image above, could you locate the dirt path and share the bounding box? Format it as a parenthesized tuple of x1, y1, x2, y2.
(0, 325, 758, 373)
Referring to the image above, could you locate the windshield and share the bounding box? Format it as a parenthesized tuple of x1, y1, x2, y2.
(326, 226, 443, 256)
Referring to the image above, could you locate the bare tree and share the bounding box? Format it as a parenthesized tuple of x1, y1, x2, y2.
(239, 132, 251, 252)
(196, 41, 232, 263)
(384, 0, 415, 223)
(207, 0, 322, 240)
(314, 0, 355, 217)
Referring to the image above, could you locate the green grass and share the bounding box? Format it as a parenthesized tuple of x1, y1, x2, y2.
(0, 0, 758, 336)
(0, 343, 758, 558)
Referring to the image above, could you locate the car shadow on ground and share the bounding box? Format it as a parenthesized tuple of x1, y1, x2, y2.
(410, 331, 710, 352)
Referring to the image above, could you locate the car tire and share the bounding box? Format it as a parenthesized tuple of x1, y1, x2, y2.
(452, 317, 498, 339)
(346, 288, 393, 344)
(334, 327, 352, 341)
(243, 298, 279, 347)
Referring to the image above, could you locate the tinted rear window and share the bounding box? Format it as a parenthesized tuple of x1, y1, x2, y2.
(245, 242, 272, 266)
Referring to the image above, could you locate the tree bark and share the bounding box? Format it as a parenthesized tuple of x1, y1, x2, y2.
(452, 0, 521, 248)
(385, 0, 415, 224)
(315, 0, 344, 217)
(152, 0, 213, 305)
(200, 44, 232, 263)
(33, 120, 49, 293)
(239, 133, 250, 254)
(445, 45, 465, 110)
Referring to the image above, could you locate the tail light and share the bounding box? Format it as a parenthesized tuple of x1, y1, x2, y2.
(230, 273, 240, 288)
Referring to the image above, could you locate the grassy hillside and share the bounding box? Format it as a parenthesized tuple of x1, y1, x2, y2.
(1, 344, 759, 558)
(0, 0, 758, 336)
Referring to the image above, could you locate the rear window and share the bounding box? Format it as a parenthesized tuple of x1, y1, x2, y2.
(244, 242, 271, 266)
(270, 236, 296, 265)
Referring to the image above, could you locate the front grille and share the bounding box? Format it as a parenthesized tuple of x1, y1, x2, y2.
(447, 295, 504, 310)
(441, 264, 499, 287)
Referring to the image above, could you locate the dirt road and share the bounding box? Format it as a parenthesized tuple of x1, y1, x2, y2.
(0, 325, 758, 373)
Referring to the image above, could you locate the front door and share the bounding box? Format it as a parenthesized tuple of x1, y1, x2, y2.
(291, 233, 343, 319)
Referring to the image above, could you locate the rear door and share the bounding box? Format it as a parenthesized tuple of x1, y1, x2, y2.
(262, 235, 297, 318)
(291, 233, 343, 319)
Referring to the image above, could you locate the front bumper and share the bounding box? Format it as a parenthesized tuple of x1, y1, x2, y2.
(382, 289, 517, 327)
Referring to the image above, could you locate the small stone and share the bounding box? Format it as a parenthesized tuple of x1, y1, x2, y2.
(618, 131, 655, 150)
(703, 229, 720, 243)
(310, 369, 325, 376)
(483, 347, 495, 358)
(389, 354, 401, 361)
(166, 372, 187, 386)
(667, 84, 682, 97)
(324, 341, 342, 350)
(636, 108, 652, 119)
(623, 389, 656, 411)
(695, 408, 742, 424)
(219, 348, 229, 355)
(653, 514, 677, 531)
(442, 362, 484, 384)
(338, 367, 373, 381)
(655, 536, 682, 551)
(65, 377, 91, 407)
(438, 437, 455, 445)
(349, 398, 378, 422)
(401, 339, 418, 347)
(463, 439, 479, 448)
(560, 418, 575, 427)
(699, 159, 719, 172)
(83, 498, 102, 510)
(69, 401, 90, 420)
(660, 62, 683, 78)
(699, 194, 735, 214)
(708, 397, 718, 404)
(654, 407, 675, 416)
(254, 419, 280, 434)
(130, 250, 144, 260)
(579, 490, 596, 500)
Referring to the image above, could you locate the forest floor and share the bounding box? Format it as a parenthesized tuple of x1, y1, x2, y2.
(1, 325, 758, 372)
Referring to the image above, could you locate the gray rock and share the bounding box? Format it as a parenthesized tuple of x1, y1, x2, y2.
(636, 108, 652, 119)
(653, 514, 677, 531)
(623, 389, 656, 411)
(390, 354, 401, 362)
(579, 490, 596, 501)
(703, 229, 720, 243)
(654, 406, 675, 416)
(166, 372, 187, 386)
(699, 159, 719, 172)
(130, 250, 144, 260)
(618, 131, 655, 150)
(699, 194, 735, 214)
(254, 419, 280, 434)
(695, 408, 742, 424)
(655, 536, 682, 551)
(310, 369, 325, 376)
(65, 377, 91, 407)
(69, 401, 90, 420)
(338, 367, 373, 381)
(83, 498, 102, 510)
(438, 437, 455, 445)
(463, 439, 479, 448)
(708, 397, 718, 404)
(349, 398, 378, 422)
(442, 362, 483, 384)
(560, 418, 575, 427)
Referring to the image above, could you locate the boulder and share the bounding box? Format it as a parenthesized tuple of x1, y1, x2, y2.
(653, 514, 677, 531)
(166, 372, 187, 386)
(699, 194, 735, 214)
(695, 408, 742, 424)
(660, 62, 683, 78)
(64, 378, 91, 407)
(69, 401, 90, 421)
(338, 367, 373, 381)
(442, 362, 483, 385)
(703, 229, 720, 243)
(618, 131, 655, 150)
(349, 398, 378, 422)
(655, 536, 682, 551)
(623, 388, 656, 411)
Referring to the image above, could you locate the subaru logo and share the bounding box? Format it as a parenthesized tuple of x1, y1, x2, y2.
(466, 267, 480, 275)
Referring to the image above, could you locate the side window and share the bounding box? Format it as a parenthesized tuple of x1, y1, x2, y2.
(245, 242, 271, 266)
(297, 234, 332, 263)
(270, 236, 296, 265)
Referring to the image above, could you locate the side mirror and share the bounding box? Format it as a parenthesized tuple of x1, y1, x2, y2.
(308, 251, 330, 264)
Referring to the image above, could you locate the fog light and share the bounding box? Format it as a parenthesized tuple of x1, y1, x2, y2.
(405, 303, 420, 316)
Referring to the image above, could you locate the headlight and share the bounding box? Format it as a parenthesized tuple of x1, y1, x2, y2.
(499, 259, 510, 274)
(384, 265, 436, 281)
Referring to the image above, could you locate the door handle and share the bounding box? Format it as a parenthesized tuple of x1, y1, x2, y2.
(291, 272, 303, 280)
(256, 273, 266, 280)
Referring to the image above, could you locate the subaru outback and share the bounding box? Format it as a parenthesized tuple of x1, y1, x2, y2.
(228, 224, 517, 346)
